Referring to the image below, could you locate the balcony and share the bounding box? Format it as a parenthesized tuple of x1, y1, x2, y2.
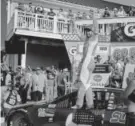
(7, 9, 135, 42)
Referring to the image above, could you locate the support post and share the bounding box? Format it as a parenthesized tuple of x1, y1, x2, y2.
(21, 40, 28, 68)
(53, 16, 57, 33)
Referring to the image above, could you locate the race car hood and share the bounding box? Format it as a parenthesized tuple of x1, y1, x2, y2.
(12, 100, 47, 110)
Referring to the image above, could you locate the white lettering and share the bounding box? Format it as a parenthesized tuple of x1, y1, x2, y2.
(110, 111, 126, 124)
(69, 46, 77, 56)
(124, 23, 135, 37)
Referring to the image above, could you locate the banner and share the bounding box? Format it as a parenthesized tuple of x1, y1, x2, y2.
(95, 44, 110, 63)
(111, 45, 135, 63)
(111, 23, 135, 42)
(64, 41, 83, 82)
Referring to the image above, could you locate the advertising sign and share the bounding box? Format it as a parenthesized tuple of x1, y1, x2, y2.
(111, 23, 135, 42)
(95, 45, 110, 63)
(64, 41, 84, 82)
(90, 73, 111, 88)
(111, 45, 135, 63)
(90, 65, 111, 88)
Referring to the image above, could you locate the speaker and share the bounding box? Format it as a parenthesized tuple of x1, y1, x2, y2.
(5, 40, 25, 54)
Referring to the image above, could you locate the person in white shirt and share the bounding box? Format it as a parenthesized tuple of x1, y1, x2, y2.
(72, 13, 98, 109)
(57, 8, 66, 21)
(30, 67, 47, 101)
(5, 70, 12, 86)
(117, 6, 126, 17)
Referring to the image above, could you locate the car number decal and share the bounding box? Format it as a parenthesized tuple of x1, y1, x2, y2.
(38, 108, 54, 117)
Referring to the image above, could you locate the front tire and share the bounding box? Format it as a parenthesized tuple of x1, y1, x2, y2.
(8, 113, 31, 126)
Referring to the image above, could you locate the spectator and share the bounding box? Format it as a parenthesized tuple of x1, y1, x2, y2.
(67, 9, 74, 33)
(96, 9, 101, 18)
(31, 67, 47, 101)
(76, 12, 82, 20)
(5, 70, 12, 86)
(14, 66, 22, 87)
(19, 69, 30, 104)
(30, 69, 37, 101)
(127, 5, 135, 16)
(110, 63, 123, 88)
(112, 8, 118, 17)
(17, 2, 25, 11)
(42, 9, 48, 17)
(117, 6, 126, 17)
(57, 68, 69, 97)
(1, 72, 4, 86)
(26, 2, 33, 13)
(103, 7, 110, 17)
(82, 12, 88, 19)
(67, 9, 74, 20)
(47, 8, 56, 19)
(88, 9, 94, 19)
(46, 67, 56, 102)
(57, 8, 66, 21)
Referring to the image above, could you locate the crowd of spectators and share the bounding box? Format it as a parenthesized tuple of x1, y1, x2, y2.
(16, 2, 135, 34)
(17, 2, 135, 20)
(1, 64, 71, 114)
(104, 53, 135, 88)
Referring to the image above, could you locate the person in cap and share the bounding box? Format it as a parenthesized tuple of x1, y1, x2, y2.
(57, 68, 70, 97)
(72, 12, 98, 109)
(46, 67, 56, 102)
(31, 67, 47, 101)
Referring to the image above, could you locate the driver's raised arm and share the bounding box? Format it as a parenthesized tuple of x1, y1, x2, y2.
(73, 20, 86, 41)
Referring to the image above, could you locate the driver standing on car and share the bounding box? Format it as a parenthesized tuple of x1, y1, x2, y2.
(72, 12, 98, 109)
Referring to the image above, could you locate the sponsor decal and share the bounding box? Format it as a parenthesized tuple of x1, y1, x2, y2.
(38, 108, 46, 117)
(69, 46, 77, 56)
(48, 104, 56, 108)
(124, 23, 135, 38)
(110, 111, 126, 124)
(93, 75, 102, 82)
(38, 108, 54, 117)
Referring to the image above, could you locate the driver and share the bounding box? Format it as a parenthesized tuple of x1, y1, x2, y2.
(72, 13, 98, 109)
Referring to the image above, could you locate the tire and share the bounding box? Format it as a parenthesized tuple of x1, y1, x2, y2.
(8, 113, 31, 126)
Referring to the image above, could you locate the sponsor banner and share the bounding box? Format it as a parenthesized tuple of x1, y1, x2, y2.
(64, 41, 84, 82)
(111, 23, 135, 42)
(90, 73, 111, 88)
(95, 45, 110, 63)
(111, 45, 135, 62)
(64, 41, 83, 63)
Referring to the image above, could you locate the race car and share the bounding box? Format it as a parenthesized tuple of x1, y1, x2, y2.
(5, 64, 126, 126)
(5, 87, 126, 126)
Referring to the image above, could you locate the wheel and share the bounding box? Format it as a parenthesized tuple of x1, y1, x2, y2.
(8, 113, 31, 126)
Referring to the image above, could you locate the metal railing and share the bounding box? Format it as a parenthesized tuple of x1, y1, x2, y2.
(12, 9, 73, 34)
(7, 9, 135, 41)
